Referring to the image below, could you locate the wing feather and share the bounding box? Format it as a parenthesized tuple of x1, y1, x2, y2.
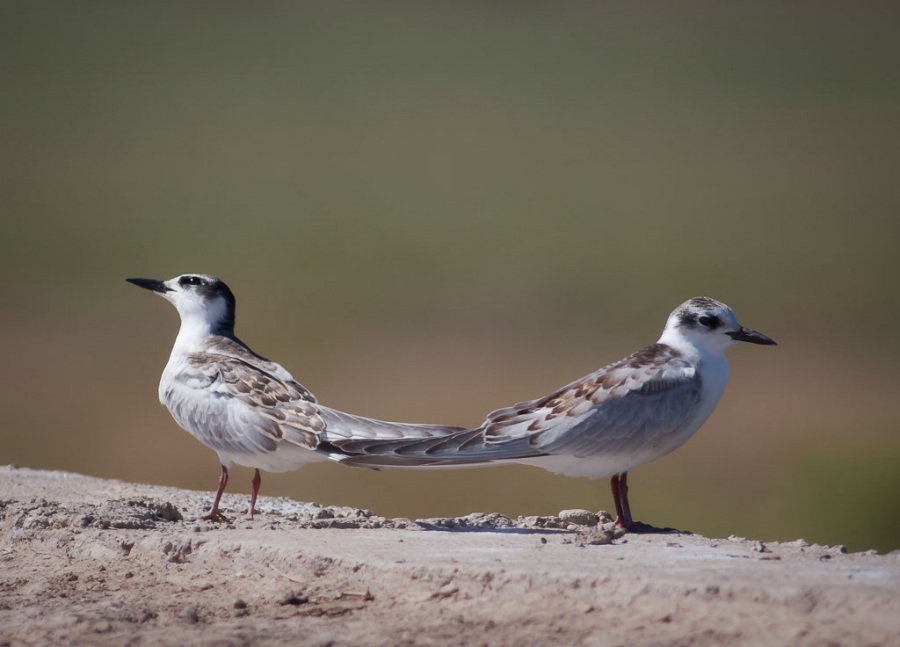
(483, 344, 700, 456)
(164, 336, 466, 461)
(163, 347, 323, 455)
(337, 343, 702, 468)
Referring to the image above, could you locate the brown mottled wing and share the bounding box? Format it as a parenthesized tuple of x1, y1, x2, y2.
(338, 344, 700, 467)
(190, 353, 315, 407)
(165, 352, 324, 454)
(168, 345, 466, 464)
(483, 344, 702, 457)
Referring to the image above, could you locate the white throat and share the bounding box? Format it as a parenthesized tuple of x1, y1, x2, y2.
(657, 325, 731, 421)
(162, 292, 231, 353)
(171, 314, 216, 353)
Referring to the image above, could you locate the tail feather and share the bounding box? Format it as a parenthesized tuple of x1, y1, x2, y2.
(328, 426, 547, 468)
(317, 405, 467, 442)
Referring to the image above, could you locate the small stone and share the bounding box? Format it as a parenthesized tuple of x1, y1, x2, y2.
(595, 510, 615, 524)
(558, 509, 598, 527)
(233, 599, 247, 609)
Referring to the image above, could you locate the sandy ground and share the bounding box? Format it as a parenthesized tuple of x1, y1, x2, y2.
(1, 467, 898, 647)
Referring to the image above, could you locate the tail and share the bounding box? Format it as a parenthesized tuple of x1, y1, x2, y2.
(316, 405, 468, 440)
(325, 425, 548, 469)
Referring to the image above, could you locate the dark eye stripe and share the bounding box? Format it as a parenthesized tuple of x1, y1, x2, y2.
(179, 275, 204, 287)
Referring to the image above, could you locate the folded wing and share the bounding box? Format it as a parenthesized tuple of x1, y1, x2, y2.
(165, 337, 467, 462)
(336, 343, 702, 467)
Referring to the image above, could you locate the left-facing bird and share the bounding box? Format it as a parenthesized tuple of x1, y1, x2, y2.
(127, 274, 465, 520)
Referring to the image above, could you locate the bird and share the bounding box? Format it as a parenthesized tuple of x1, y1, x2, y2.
(126, 273, 466, 521)
(336, 297, 776, 530)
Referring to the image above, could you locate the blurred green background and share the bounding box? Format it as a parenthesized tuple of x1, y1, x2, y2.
(2, 3, 898, 553)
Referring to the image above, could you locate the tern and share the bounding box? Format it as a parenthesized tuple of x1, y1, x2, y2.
(127, 273, 465, 521)
(337, 297, 776, 530)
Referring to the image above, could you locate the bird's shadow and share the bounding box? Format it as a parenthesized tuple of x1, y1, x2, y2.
(413, 522, 568, 535)
(626, 521, 691, 535)
(414, 519, 692, 536)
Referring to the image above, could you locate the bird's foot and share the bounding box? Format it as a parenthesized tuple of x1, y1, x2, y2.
(199, 510, 232, 523)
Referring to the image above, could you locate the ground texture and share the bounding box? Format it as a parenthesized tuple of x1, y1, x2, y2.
(1, 467, 898, 646)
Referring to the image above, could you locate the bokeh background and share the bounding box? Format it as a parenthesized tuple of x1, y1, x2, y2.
(2, 3, 898, 553)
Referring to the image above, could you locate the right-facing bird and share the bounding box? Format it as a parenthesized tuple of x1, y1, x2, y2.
(336, 297, 776, 530)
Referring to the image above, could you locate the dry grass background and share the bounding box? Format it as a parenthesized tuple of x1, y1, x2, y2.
(2, 3, 898, 552)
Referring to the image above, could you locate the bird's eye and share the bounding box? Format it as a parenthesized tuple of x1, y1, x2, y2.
(698, 315, 719, 328)
(178, 275, 204, 287)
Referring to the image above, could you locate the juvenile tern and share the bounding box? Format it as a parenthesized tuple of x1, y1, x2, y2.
(127, 273, 465, 521)
(338, 297, 776, 530)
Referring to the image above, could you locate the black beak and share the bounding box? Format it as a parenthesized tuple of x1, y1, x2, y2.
(727, 326, 777, 346)
(126, 277, 172, 293)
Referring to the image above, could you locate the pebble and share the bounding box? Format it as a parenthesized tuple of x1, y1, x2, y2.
(558, 509, 598, 527)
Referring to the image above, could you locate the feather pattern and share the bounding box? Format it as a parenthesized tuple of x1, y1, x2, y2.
(129, 272, 473, 517)
(332, 295, 775, 530)
(336, 343, 702, 472)
(160, 335, 467, 470)
(129, 274, 467, 474)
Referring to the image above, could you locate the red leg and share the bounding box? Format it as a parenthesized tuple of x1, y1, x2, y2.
(611, 472, 634, 530)
(201, 464, 230, 522)
(618, 472, 633, 529)
(249, 468, 261, 519)
(610, 474, 625, 523)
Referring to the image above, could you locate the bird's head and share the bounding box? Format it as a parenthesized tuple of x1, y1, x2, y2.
(126, 274, 236, 335)
(659, 296, 776, 356)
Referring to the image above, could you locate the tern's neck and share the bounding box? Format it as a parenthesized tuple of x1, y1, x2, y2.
(658, 329, 731, 413)
(171, 315, 234, 353)
(657, 329, 724, 368)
